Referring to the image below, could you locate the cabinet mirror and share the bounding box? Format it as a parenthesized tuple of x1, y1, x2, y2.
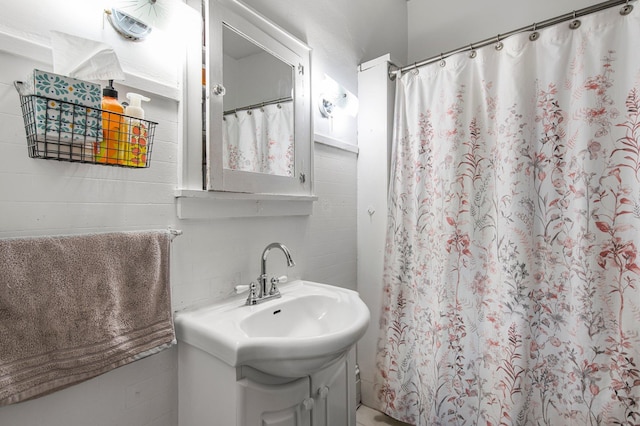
(203, 0, 312, 195)
(222, 25, 294, 178)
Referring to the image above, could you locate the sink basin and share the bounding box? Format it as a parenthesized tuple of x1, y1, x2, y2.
(174, 280, 370, 378)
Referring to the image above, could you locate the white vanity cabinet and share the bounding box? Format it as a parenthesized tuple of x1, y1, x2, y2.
(178, 341, 357, 426)
(175, 280, 369, 425)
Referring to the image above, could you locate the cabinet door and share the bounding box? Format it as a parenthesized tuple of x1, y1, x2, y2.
(198, 0, 313, 195)
(311, 354, 353, 426)
(238, 377, 311, 426)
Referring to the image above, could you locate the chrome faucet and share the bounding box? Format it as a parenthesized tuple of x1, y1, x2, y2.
(244, 242, 295, 305)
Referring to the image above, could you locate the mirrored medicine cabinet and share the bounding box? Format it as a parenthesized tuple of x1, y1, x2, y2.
(182, 0, 313, 198)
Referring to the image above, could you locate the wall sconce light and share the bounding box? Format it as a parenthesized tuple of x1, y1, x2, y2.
(318, 74, 359, 118)
(106, 0, 175, 41)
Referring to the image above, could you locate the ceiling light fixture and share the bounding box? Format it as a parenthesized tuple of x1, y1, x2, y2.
(106, 0, 175, 41)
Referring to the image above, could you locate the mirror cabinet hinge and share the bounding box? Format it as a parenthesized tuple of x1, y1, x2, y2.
(298, 64, 304, 75)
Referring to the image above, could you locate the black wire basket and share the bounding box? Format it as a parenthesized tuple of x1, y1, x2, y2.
(14, 81, 157, 168)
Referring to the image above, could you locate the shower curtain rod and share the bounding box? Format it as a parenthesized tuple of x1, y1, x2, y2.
(223, 96, 293, 115)
(389, 0, 635, 80)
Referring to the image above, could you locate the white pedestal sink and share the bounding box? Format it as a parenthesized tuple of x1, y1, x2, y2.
(175, 280, 370, 377)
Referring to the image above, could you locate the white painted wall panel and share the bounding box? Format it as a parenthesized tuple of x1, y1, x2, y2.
(0, 36, 181, 425)
(356, 55, 396, 410)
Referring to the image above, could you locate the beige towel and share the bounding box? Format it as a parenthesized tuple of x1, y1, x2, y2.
(0, 230, 175, 406)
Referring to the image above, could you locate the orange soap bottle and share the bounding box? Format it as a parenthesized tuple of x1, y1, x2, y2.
(96, 80, 124, 164)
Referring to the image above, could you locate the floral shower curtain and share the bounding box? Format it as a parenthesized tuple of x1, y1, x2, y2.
(223, 101, 294, 177)
(376, 6, 640, 425)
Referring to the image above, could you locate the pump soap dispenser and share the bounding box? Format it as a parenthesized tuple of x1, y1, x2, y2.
(123, 93, 150, 167)
(96, 80, 124, 164)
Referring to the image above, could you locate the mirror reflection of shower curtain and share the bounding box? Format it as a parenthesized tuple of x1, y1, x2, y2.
(223, 101, 294, 177)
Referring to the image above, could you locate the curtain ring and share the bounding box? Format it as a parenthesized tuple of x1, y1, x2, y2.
(620, 0, 634, 15)
(439, 53, 446, 67)
(529, 22, 540, 41)
(468, 43, 477, 59)
(411, 62, 419, 75)
(495, 34, 504, 51)
(569, 11, 581, 29)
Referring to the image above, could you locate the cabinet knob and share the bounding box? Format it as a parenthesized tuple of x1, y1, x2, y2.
(302, 397, 314, 411)
(212, 84, 226, 96)
(317, 386, 329, 399)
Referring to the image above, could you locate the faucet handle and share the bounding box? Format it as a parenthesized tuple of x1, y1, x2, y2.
(238, 282, 259, 305)
(268, 275, 287, 296)
(271, 275, 288, 285)
(235, 284, 252, 294)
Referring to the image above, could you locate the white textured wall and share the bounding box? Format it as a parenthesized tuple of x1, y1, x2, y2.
(0, 0, 407, 425)
(408, 0, 606, 63)
(0, 47, 181, 426)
